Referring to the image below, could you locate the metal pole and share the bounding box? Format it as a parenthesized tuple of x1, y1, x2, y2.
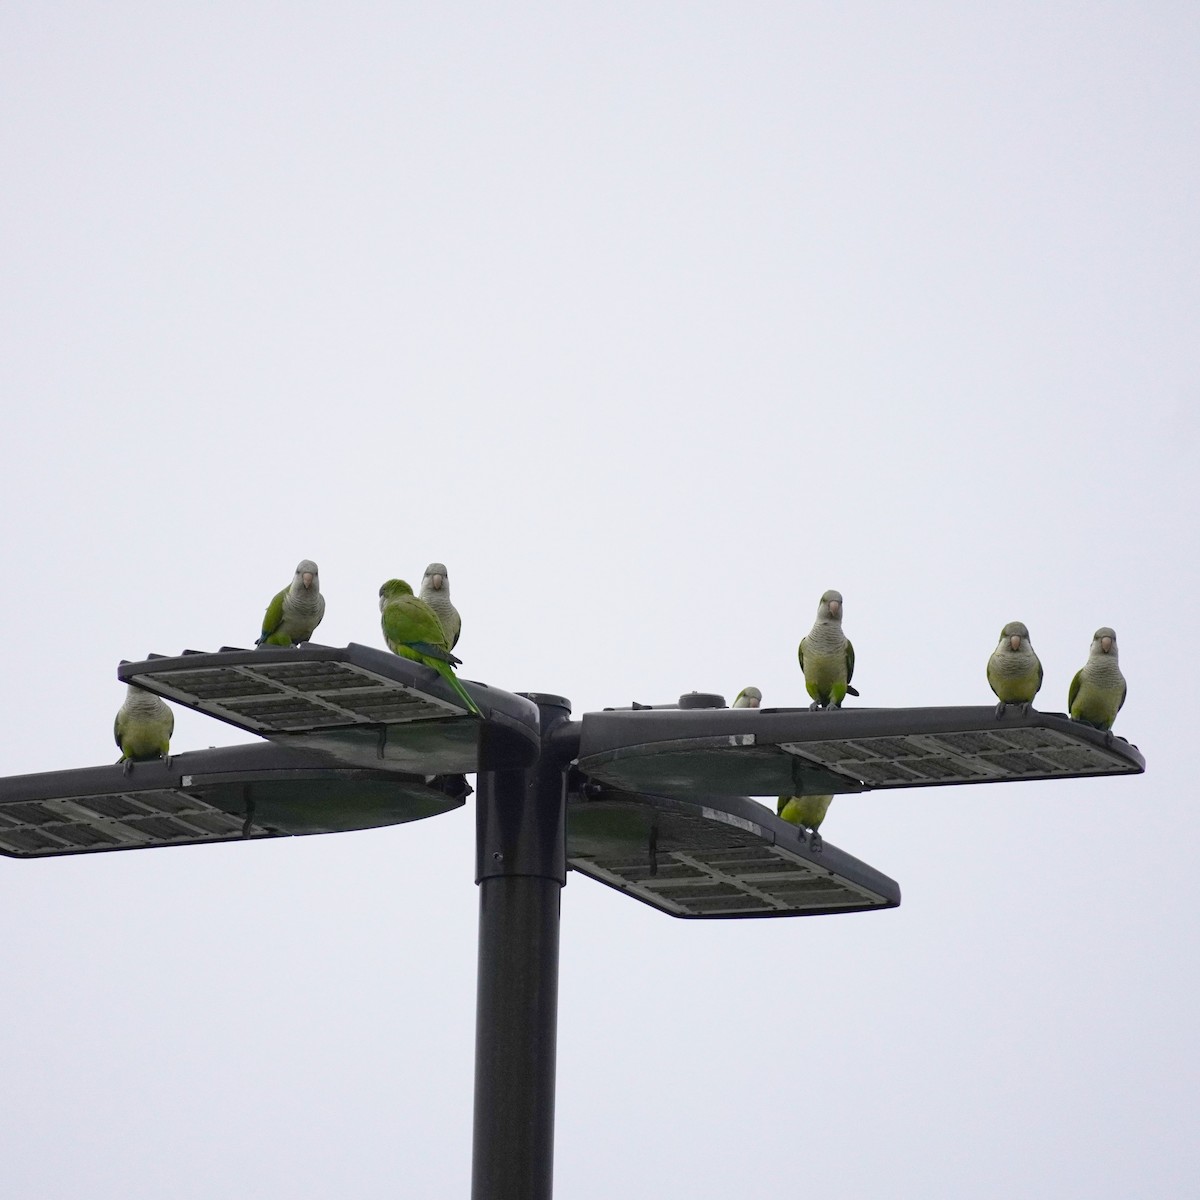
(471, 696, 575, 1200)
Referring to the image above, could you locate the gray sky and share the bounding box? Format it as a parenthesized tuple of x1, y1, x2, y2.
(1, 4, 1196, 1196)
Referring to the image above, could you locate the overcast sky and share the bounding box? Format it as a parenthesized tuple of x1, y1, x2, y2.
(1, 4, 1196, 1196)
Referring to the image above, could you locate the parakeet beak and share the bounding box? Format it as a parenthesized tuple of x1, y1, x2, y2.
(1009, 635, 1022, 651)
(302, 572, 314, 589)
(827, 599, 840, 617)
(432, 574, 445, 590)
(1101, 636, 1113, 653)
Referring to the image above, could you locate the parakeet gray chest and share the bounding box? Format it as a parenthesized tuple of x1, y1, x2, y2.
(124, 690, 167, 719)
(991, 648, 1034, 679)
(422, 592, 460, 645)
(805, 623, 845, 655)
(283, 590, 323, 623)
(1082, 656, 1123, 689)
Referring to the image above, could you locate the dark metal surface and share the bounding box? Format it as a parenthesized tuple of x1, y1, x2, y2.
(472, 698, 571, 1200)
(118, 643, 541, 774)
(0, 743, 466, 858)
(566, 784, 899, 918)
(577, 704, 1145, 799)
(472, 876, 561, 1200)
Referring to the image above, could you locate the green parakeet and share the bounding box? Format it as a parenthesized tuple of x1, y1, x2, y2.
(798, 589, 859, 709)
(419, 562, 461, 649)
(777, 794, 834, 850)
(258, 559, 325, 647)
(379, 579, 481, 716)
(1068, 626, 1126, 732)
(114, 684, 174, 774)
(986, 620, 1042, 715)
(732, 686, 762, 709)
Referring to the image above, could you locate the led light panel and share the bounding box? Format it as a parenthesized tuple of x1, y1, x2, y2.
(0, 787, 271, 857)
(117, 646, 543, 774)
(576, 705, 1145, 800)
(126, 651, 466, 734)
(567, 789, 899, 919)
(781, 723, 1137, 788)
(0, 745, 468, 859)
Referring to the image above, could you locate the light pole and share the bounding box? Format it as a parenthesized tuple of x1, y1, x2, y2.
(0, 643, 1144, 1198)
(472, 695, 573, 1200)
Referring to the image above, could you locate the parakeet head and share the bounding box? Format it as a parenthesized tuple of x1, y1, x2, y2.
(998, 621, 1031, 652)
(818, 589, 844, 620)
(294, 560, 319, 590)
(379, 579, 414, 609)
(733, 687, 762, 709)
(1091, 627, 1118, 657)
(423, 563, 449, 592)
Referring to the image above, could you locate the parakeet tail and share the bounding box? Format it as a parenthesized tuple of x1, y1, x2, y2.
(431, 659, 482, 716)
(846, 685, 860, 697)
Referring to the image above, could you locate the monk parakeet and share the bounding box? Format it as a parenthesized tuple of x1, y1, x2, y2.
(379, 579, 481, 716)
(777, 794, 834, 851)
(798, 589, 859, 710)
(419, 562, 461, 649)
(114, 684, 174, 774)
(732, 687, 762, 709)
(1069, 626, 1126, 732)
(986, 620, 1042, 716)
(257, 560, 325, 647)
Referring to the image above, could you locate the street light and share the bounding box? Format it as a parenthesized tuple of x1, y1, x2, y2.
(0, 643, 1144, 1199)
(0, 742, 467, 857)
(575, 700, 1144, 798)
(120, 642, 541, 773)
(566, 783, 900, 918)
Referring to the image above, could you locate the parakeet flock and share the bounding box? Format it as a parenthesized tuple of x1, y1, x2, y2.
(113, 567, 1130, 855)
(739, 589, 1129, 849)
(114, 558, 478, 765)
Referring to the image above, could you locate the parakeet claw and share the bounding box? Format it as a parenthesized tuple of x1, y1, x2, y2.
(994, 701, 1007, 719)
(809, 832, 823, 853)
(121, 758, 133, 776)
(809, 701, 823, 712)
(1019, 702, 1033, 716)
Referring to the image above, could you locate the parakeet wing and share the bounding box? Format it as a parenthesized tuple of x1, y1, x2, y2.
(1117, 681, 1127, 713)
(407, 641, 462, 666)
(1068, 669, 1082, 710)
(776, 797, 787, 816)
(797, 638, 807, 671)
(113, 714, 123, 749)
(1037, 658, 1044, 691)
(846, 638, 855, 685)
(260, 587, 286, 639)
(382, 597, 450, 652)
